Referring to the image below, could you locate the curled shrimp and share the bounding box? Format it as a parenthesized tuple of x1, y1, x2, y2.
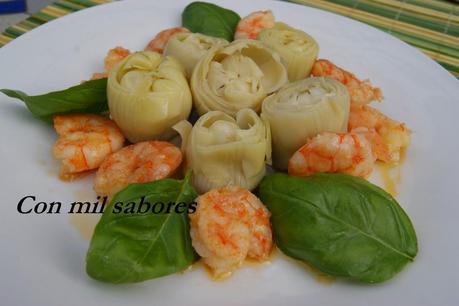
(234, 10, 275, 40)
(90, 72, 108, 80)
(288, 131, 376, 178)
(53, 114, 125, 179)
(91, 47, 131, 80)
(190, 186, 272, 278)
(348, 104, 411, 163)
(93, 141, 182, 197)
(311, 59, 383, 105)
(104, 46, 130, 71)
(144, 27, 190, 53)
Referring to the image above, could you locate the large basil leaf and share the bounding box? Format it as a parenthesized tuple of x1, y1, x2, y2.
(182, 1, 241, 41)
(259, 173, 418, 283)
(86, 172, 199, 283)
(0, 78, 108, 124)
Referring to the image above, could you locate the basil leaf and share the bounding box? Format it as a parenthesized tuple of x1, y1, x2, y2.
(259, 173, 418, 283)
(182, 1, 241, 41)
(86, 172, 199, 284)
(0, 78, 108, 124)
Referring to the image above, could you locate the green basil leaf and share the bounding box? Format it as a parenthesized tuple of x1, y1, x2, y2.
(259, 173, 418, 283)
(0, 78, 108, 124)
(182, 1, 241, 41)
(86, 172, 199, 284)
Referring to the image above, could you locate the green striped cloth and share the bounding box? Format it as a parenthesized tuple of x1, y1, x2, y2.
(1, 0, 458, 78)
(0, 0, 109, 46)
(286, 0, 459, 78)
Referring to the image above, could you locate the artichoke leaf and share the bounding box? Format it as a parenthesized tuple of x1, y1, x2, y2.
(164, 32, 228, 78)
(261, 77, 350, 170)
(259, 22, 319, 81)
(191, 39, 287, 116)
(108, 51, 192, 143)
(174, 108, 271, 193)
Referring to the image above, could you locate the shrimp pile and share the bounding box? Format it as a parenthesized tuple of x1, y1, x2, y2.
(53, 114, 125, 179)
(91, 47, 131, 80)
(288, 132, 376, 178)
(311, 59, 383, 105)
(288, 58, 411, 176)
(144, 27, 190, 53)
(234, 10, 275, 40)
(349, 104, 411, 163)
(93, 141, 182, 197)
(190, 186, 273, 278)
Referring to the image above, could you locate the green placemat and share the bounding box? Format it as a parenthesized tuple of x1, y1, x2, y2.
(1, 0, 458, 78)
(0, 0, 109, 46)
(287, 0, 459, 78)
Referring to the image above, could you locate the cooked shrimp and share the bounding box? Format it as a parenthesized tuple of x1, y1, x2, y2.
(91, 47, 131, 80)
(104, 46, 130, 71)
(93, 141, 182, 197)
(90, 72, 109, 80)
(311, 59, 383, 105)
(144, 27, 190, 53)
(190, 186, 272, 278)
(288, 131, 376, 177)
(348, 104, 411, 163)
(234, 10, 275, 40)
(53, 114, 125, 179)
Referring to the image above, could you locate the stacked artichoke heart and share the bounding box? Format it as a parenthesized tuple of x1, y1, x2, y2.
(106, 22, 350, 192)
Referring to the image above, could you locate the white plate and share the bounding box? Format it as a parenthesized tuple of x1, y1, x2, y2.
(0, 0, 458, 305)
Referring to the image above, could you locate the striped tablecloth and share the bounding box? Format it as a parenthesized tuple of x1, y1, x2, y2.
(0, 0, 458, 78)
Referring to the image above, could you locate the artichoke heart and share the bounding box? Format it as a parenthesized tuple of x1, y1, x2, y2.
(108, 51, 192, 143)
(258, 22, 319, 81)
(173, 108, 271, 194)
(261, 77, 350, 170)
(164, 32, 228, 78)
(191, 39, 288, 116)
